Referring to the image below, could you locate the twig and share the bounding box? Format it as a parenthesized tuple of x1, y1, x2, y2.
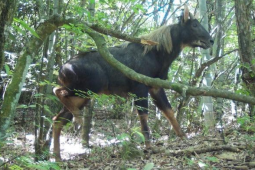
(164, 145, 244, 157)
(0, 153, 26, 167)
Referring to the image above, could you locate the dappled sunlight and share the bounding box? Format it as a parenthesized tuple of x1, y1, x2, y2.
(10, 131, 128, 160)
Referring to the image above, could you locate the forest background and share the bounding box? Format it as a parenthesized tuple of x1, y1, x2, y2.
(0, 0, 255, 169)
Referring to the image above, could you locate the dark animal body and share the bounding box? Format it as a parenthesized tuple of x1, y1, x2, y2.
(53, 7, 213, 161)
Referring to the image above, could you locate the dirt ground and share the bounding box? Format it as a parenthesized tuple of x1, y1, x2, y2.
(1, 110, 255, 170)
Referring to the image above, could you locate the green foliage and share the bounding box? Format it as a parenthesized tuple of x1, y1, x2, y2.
(13, 18, 40, 39)
(15, 156, 60, 170)
(143, 163, 154, 170)
(237, 115, 255, 132)
(62, 121, 74, 132)
(2, 0, 252, 168)
(9, 165, 24, 170)
(38, 80, 58, 88)
(185, 157, 195, 166)
(75, 90, 138, 112)
(119, 140, 143, 160)
(4, 64, 13, 76)
(116, 128, 144, 160)
(244, 134, 255, 142)
(235, 88, 250, 96)
(16, 91, 58, 116)
(62, 24, 84, 36)
(131, 127, 145, 143)
(77, 90, 146, 160)
(184, 157, 219, 170)
(16, 104, 36, 109)
(132, 4, 145, 14)
(1, 154, 60, 170)
(124, 163, 154, 170)
(206, 156, 219, 163)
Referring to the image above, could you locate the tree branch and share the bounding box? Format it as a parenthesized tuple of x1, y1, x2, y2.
(191, 49, 238, 86)
(82, 25, 255, 105)
(87, 23, 158, 45)
(164, 145, 243, 157)
(160, 0, 174, 26)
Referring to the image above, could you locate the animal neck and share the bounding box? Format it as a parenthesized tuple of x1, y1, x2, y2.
(140, 23, 184, 76)
(156, 24, 183, 65)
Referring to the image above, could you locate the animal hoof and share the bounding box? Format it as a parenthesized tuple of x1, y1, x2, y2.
(177, 131, 187, 139)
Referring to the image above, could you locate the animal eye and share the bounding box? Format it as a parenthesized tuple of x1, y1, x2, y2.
(192, 23, 197, 27)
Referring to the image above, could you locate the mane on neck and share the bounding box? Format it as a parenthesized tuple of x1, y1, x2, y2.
(141, 25, 173, 54)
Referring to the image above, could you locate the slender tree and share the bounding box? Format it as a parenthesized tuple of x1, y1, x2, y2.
(0, 0, 17, 74)
(199, 0, 215, 130)
(81, 0, 95, 146)
(234, 0, 255, 117)
(34, 0, 63, 161)
(213, 0, 225, 122)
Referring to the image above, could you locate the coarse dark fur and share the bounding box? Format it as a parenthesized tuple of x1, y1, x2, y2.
(53, 7, 213, 161)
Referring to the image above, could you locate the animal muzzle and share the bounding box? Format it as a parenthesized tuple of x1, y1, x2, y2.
(192, 38, 214, 49)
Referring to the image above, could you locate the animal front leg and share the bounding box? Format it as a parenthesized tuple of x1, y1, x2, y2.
(161, 108, 185, 138)
(149, 88, 185, 138)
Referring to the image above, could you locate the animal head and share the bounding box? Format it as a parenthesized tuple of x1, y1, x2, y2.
(141, 6, 213, 54)
(180, 6, 214, 49)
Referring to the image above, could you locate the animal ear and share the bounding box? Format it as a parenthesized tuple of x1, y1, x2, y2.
(183, 5, 189, 23)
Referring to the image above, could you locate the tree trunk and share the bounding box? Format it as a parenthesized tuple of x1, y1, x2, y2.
(234, 0, 255, 117)
(34, 0, 61, 161)
(0, 0, 17, 71)
(213, 0, 225, 122)
(82, 100, 95, 147)
(0, 15, 69, 139)
(199, 0, 215, 131)
(81, 0, 95, 145)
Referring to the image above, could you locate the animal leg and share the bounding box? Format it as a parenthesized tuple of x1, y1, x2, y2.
(133, 86, 151, 148)
(53, 87, 89, 124)
(53, 87, 90, 161)
(138, 112, 151, 148)
(149, 88, 185, 138)
(52, 107, 73, 161)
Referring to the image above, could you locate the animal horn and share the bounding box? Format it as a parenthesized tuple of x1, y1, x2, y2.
(189, 12, 194, 19)
(183, 5, 189, 22)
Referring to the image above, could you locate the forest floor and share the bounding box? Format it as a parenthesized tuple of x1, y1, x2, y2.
(1, 110, 255, 170)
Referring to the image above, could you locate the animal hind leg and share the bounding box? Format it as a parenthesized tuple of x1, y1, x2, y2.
(133, 86, 151, 148)
(53, 106, 73, 161)
(53, 87, 89, 124)
(149, 88, 185, 138)
(137, 111, 151, 148)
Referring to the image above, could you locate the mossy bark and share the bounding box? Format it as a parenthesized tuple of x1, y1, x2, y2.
(0, 0, 17, 71)
(235, 0, 255, 116)
(0, 15, 72, 139)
